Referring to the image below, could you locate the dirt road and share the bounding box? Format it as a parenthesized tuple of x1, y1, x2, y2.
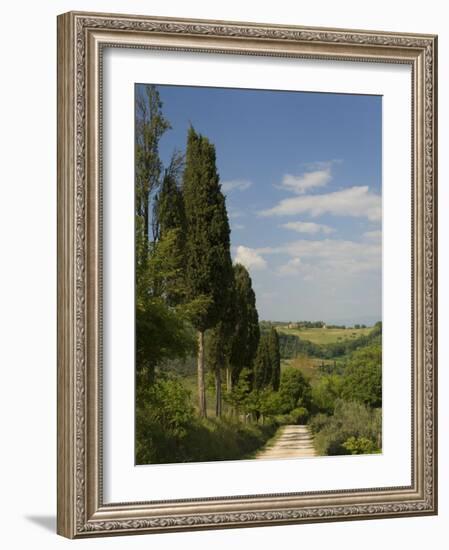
(256, 425, 317, 459)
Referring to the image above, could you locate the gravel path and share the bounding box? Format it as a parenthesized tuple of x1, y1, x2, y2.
(256, 425, 317, 459)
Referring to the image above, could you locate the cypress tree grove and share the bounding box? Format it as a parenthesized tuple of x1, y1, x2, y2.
(183, 127, 234, 417)
(229, 264, 260, 389)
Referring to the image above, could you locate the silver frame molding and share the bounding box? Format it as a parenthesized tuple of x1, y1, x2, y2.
(57, 11, 438, 538)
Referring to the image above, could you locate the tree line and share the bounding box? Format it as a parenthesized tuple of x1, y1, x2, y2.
(135, 84, 279, 421)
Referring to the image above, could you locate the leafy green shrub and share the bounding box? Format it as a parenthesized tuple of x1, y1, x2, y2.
(136, 376, 196, 464)
(309, 400, 381, 456)
(278, 367, 312, 413)
(342, 436, 378, 455)
(287, 407, 309, 424)
(341, 345, 382, 408)
(311, 374, 343, 414)
(309, 413, 329, 433)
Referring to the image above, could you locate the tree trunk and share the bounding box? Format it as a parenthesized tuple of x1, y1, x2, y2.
(226, 367, 232, 392)
(225, 367, 233, 416)
(197, 330, 207, 418)
(215, 366, 222, 417)
(143, 203, 149, 243)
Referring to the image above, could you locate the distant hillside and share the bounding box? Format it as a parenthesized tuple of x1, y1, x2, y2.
(273, 323, 382, 360)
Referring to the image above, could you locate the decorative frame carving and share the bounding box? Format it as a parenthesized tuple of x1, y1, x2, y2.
(57, 11, 438, 538)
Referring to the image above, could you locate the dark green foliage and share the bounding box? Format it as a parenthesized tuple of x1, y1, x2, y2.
(227, 365, 312, 424)
(136, 376, 196, 464)
(341, 344, 382, 407)
(205, 325, 228, 377)
(309, 400, 382, 456)
(182, 126, 234, 332)
(268, 327, 281, 390)
(308, 340, 382, 414)
(277, 367, 312, 414)
(224, 368, 253, 415)
(205, 322, 228, 417)
(287, 407, 310, 424)
(154, 152, 186, 241)
(253, 334, 271, 391)
(135, 296, 196, 387)
(311, 374, 344, 414)
(229, 264, 260, 385)
(205, 271, 237, 415)
(182, 126, 234, 417)
(135, 213, 196, 386)
(253, 328, 280, 391)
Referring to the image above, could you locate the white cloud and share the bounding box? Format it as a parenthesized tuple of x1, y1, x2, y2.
(258, 238, 381, 276)
(221, 179, 253, 193)
(233, 223, 245, 230)
(277, 258, 302, 276)
(280, 239, 381, 274)
(279, 168, 331, 194)
(363, 229, 382, 240)
(234, 245, 267, 271)
(282, 221, 334, 234)
(260, 186, 381, 221)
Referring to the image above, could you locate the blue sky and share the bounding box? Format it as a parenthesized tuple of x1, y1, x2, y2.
(137, 84, 382, 325)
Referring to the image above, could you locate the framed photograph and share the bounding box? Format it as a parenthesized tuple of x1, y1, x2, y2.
(57, 11, 438, 538)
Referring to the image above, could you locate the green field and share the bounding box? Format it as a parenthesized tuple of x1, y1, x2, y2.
(276, 326, 372, 345)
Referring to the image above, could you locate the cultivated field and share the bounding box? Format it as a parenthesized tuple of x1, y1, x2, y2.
(276, 325, 372, 345)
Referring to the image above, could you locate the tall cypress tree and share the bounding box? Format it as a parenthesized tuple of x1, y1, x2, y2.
(253, 334, 270, 391)
(268, 327, 281, 391)
(206, 277, 237, 417)
(183, 127, 233, 417)
(252, 327, 280, 392)
(229, 264, 260, 389)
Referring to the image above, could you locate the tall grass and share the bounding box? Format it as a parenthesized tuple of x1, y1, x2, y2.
(137, 415, 279, 465)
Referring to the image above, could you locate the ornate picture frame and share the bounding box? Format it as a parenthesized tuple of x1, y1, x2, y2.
(57, 11, 437, 538)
